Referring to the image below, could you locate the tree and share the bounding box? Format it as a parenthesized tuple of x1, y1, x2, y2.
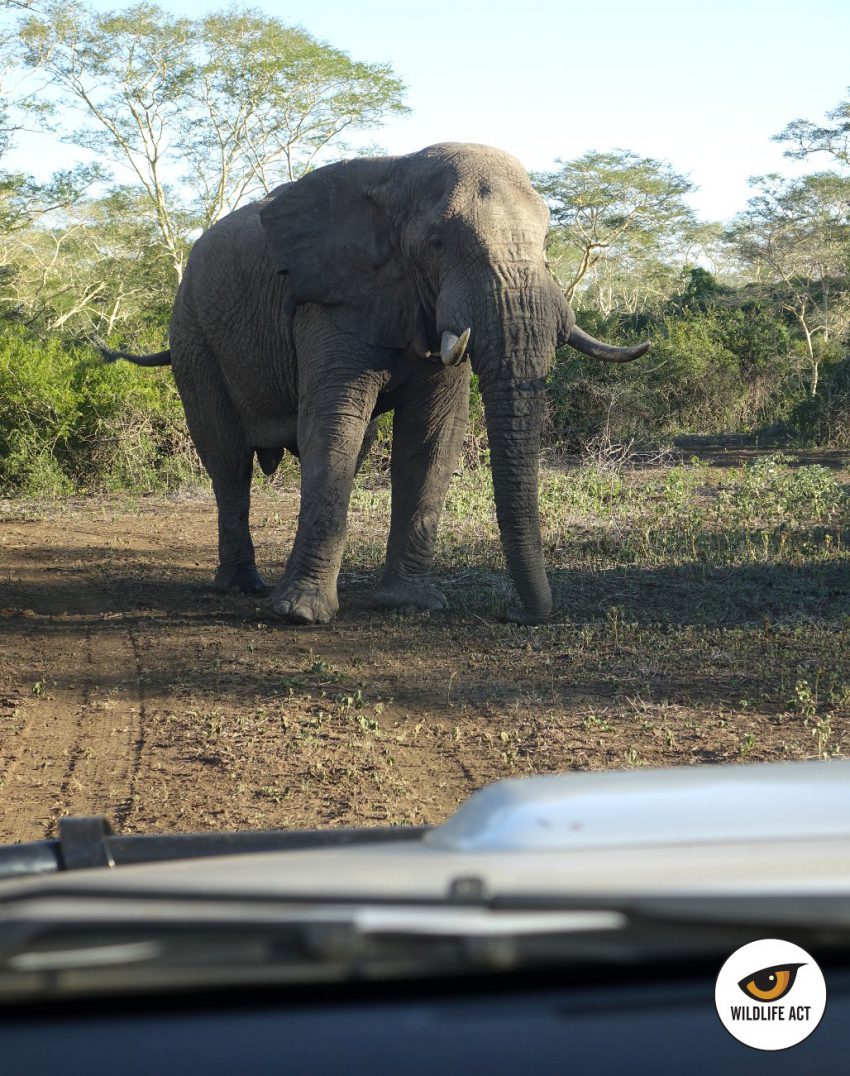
(774, 88, 850, 170)
(16, 2, 408, 282)
(2, 187, 174, 339)
(727, 173, 850, 396)
(1, 13, 104, 313)
(531, 150, 697, 308)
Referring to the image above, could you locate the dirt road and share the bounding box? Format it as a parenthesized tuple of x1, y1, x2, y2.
(1, 487, 847, 842)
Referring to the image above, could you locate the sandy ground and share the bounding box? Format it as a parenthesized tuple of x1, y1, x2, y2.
(1, 485, 848, 842)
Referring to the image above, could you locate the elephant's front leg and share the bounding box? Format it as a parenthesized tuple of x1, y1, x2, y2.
(375, 361, 470, 613)
(268, 370, 380, 625)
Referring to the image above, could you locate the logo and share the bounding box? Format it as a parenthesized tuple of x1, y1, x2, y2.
(715, 938, 826, 1050)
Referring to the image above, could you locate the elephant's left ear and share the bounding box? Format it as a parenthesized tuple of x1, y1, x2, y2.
(259, 157, 418, 351)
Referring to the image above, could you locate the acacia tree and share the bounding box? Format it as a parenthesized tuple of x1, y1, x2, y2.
(774, 88, 850, 170)
(3, 187, 175, 337)
(727, 173, 850, 396)
(1, 11, 104, 316)
(16, 2, 408, 282)
(531, 150, 697, 309)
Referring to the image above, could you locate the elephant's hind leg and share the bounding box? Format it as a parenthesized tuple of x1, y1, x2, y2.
(210, 457, 267, 594)
(175, 352, 267, 595)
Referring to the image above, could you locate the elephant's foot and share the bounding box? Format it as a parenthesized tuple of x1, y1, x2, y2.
(374, 576, 448, 614)
(267, 580, 339, 625)
(505, 603, 550, 626)
(214, 563, 269, 595)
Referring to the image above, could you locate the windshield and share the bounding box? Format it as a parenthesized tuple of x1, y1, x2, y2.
(2, 2, 849, 1019)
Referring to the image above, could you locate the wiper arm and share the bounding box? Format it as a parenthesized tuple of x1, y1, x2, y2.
(0, 816, 430, 881)
(3, 893, 849, 1004)
(493, 892, 850, 932)
(0, 902, 627, 1000)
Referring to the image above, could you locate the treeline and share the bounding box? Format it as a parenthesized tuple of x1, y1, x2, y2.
(534, 146, 850, 455)
(552, 269, 850, 456)
(1, 3, 849, 494)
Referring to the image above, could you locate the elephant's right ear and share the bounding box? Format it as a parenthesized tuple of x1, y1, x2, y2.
(259, 157, 416, 351)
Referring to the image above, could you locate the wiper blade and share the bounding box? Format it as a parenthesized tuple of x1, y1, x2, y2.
(0, 902, 627, 1001)
(2, 892, 849, 1003)
(493, 892, 850, 932)
(0, 816, 430, 881)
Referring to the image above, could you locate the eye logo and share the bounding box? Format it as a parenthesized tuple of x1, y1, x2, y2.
(738, 963, 804, 1003)
(715, 939, 826, 1050)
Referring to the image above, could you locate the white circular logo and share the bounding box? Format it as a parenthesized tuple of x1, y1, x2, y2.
(715, 938, 826, 1050)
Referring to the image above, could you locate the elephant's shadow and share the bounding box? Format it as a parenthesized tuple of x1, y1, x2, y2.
(443, 559, 850, 630)
(6, 544, 848, 631)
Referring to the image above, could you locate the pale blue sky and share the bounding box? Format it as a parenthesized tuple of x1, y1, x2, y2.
(7, 0, 850, 221)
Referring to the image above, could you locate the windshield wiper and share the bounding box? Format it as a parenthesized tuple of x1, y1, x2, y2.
(0, 816, 430, 881)
(1, 890, 849, 1002)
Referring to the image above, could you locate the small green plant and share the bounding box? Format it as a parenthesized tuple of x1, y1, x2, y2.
(606, 605, 624, 648)
(812, 716, 833, 759)
(337, 690, 365, 711)
(738, 732, 756, 759)
(582, 714, 614, 733)
(793, 678, 818, 722)
(305, 654, 341, 683)
(258, 785, 289, 805)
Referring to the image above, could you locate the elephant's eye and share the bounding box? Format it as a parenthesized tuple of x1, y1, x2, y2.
(428, 235, 444, 252)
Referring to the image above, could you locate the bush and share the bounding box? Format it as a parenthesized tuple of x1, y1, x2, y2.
(0, 326, 202, 494)
(546, 295, 814, 454)
(548, 311, 745, 452)
(792, 357, 850, 447)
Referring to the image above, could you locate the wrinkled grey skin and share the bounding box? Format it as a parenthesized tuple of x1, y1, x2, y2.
(105, 143, 648, 625)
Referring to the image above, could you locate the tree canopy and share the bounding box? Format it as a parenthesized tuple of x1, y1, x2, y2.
(531, 150, 697, 308)
(727, 172, 850, 395)
(774, 87, 850, 170)
(14, 1, 408, 280)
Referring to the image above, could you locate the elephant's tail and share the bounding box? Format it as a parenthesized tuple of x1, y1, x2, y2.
(100, 346, 172, 367)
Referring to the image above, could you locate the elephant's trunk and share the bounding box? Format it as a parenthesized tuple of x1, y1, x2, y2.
(478, 369, 552, 624)
(441, 264, 558, 623)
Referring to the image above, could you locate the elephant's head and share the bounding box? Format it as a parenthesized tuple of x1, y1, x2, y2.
(260, 143, 648, 624)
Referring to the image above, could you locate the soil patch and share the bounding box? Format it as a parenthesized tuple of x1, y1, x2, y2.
(1, 482, 848, 842)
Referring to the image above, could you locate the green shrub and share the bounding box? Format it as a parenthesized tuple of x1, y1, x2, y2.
(548, 311, 744, 451)
(0, 326, 202, 494)
(546, 296, 814, 454)
(792, 357, 850, 447)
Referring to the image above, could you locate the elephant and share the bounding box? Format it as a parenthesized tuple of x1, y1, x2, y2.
(104, 142, 648, 625)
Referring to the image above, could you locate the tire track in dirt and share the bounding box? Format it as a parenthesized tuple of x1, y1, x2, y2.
(0, 612, 146, 842)
(0, 517, 147, 841)
(111, 623, 147, 831)
(56, 615, 146, 831)
(0, 614, 89, 842)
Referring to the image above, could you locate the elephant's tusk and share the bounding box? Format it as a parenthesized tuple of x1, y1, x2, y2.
(567, 325, 650, 363)
(440, 328, 471, 366)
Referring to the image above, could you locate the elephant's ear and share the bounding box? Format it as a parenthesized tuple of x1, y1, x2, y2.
(259, 157, 419, 352)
